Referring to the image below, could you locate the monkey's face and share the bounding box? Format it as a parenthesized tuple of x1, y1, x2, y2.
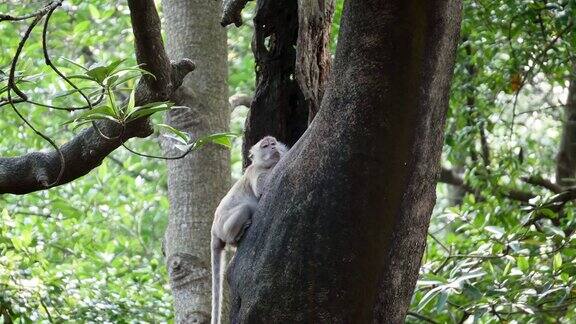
(252, 136, 281, 167)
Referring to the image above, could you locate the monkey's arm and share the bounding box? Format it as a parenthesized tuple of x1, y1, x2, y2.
(254, 171, 270, 198)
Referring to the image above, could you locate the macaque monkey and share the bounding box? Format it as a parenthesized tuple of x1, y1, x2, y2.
(211, 136, 288, 324)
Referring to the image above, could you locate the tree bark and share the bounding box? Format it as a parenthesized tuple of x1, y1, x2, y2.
(160, 0, 229, 323)
(296, 0, 334, 123)
(556, 65, 576, 187)
(228, 1, 462, 323)
(241, 0, 333, 166)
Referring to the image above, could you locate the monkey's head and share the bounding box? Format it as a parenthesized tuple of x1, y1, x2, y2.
(250, 136, 287, 168)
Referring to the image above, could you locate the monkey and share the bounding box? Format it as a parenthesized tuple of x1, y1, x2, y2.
(211, 136, 288, 324)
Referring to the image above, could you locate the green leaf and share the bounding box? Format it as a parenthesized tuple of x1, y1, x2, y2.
(436, 291, 448, 312)
(65, 105, 118, 125)
(543, 223, 566, 238)
(114, 66, 156, 79)
(553, 253, 562, 271)
(105, 75, 119, 87)
(517, 256, 529, 272)
(156, 124, 189, 144)
(418, 287, 442, 312)
(195, 133, 237, 149)
(125, 86, 137, 117)
(86, 59, 125, 84)
(86, 66, 110, 84)
(73, 21, 91, 35)
(126, 102, 173, 121)
(484, 226, 505, 239)
(61, 57, 88, 71)
(463, 283, 482, 300)
(110, 73, 140, 88)
(88, 4, 100, 20)
(503, 261, 512, 277)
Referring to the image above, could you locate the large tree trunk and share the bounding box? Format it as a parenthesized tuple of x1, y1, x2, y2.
(242, 0, 334, 166)
(160, 0, 229, 322)
(556, 66, 576, 187)
(228, 0, 462, 323)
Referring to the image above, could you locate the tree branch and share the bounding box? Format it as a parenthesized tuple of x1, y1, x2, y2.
(229, 93, 252, 110)
(406, 311, 439, 324)
(0, 0, 195, 195)
(0, 0, 62, 22)
(439, 167, 576, 208)
(439, 167, 536, 203)
(221, 0, 251, 27)
(522, 175, 563, 194)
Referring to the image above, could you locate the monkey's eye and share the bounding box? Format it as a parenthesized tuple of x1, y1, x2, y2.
(262, 144, 269, 148)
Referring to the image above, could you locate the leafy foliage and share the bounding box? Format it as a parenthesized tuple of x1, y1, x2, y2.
(2, 0, 576, 322)
(408, 0, 576, 323)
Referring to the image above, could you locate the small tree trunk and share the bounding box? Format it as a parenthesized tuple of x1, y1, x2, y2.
(242, 0, 334, 165)
(228, 1, 462, 323)
(556, 66, 576, 187)
(161, 0, 229, 322)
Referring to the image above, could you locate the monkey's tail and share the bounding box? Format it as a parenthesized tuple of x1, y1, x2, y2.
(211, 236, 225, 324)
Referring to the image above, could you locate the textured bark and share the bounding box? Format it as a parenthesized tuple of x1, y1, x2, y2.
(241, 0, 333, 167)
(296, 0, 334, 123)
(228, 1, 462, 323)
(556, 66, 576, 187)
(160, 0, 229, 323)
(220, 0, 251, 27)
(0, 0, 195, 195)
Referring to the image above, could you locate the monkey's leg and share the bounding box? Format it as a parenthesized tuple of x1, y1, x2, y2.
(222, 204, 254, 244)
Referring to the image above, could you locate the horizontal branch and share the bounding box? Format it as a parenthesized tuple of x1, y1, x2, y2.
(439, 167, 535, 203)
(439, 167, 576, 209)
(522, 175, 563, 194)
(0, 60, 194, 195)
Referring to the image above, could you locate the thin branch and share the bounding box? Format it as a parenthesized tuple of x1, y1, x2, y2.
(479, 123, 490, 167)
(439, 167, 546, 203)
(406, 311, 439, 324)
(7, 11, 66, 187)
(42, 7, 93, 111)
(0, 1, 62, 22)
(39, 299, 54, 324)
(521, 175, 563, 194)
(121, 141, 196, 160)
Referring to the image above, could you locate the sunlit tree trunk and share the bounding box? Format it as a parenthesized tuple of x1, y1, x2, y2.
(228, 0, 462, 322)
(161, 0, 229, 322)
